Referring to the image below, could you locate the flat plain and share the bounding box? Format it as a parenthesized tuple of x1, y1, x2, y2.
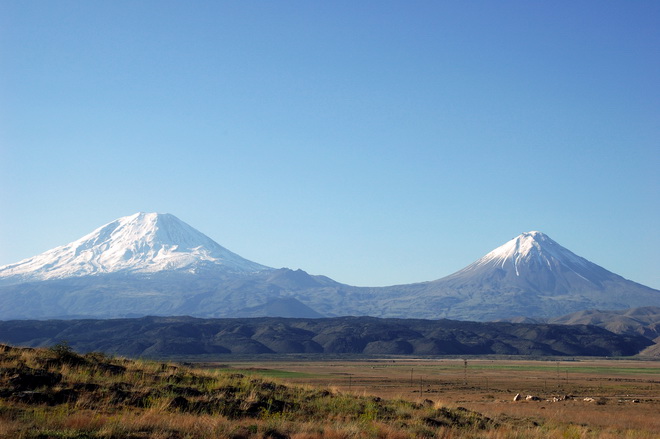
(202, 357, 660, 436)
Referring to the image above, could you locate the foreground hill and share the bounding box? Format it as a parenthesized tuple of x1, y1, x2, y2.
(0, 343, 502, 439)
(2, 343, 657, 439)
(0, 316, 651, 357)
(1, 213, 658, 321)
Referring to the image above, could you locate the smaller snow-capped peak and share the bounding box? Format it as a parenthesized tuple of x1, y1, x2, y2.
(472, 231, 588, 276)
(0, 212, 271, 284)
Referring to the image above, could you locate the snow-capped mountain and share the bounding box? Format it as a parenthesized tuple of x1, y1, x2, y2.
(0, 217, 658, 321)
(386, 231, 660, 320)
(0, 212, 270, 285)
(443, 231, 615, 289)
(467, 231, 591, 276)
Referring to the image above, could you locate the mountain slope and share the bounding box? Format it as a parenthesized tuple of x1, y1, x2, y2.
(380, 232, 660, 320)
(0, 216, 658, 321)
(445, 231, 609, 287)
(547, 306, 660, 340)
(0, 316, 651, 357)
(0, 213, 270, 285)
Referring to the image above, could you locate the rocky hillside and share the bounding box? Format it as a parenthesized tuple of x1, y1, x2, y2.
(0, 316, 651, 357)
(497, 306, 660, 358)
(548, 306, 660, 339)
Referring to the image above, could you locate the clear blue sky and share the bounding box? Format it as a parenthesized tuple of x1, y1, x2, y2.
(1, 1, 658, 288)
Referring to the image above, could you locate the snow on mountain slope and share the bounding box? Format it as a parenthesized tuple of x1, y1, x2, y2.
(389, 231, 660, 320)
(450, 231, 611, 284)
(0, 223, 658, 321)
(0, 213, 271, 285)
(472, 231, 588, 276)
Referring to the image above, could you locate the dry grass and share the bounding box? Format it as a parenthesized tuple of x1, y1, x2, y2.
(203, 357, 660, 438)
(0, 344, 658, 438)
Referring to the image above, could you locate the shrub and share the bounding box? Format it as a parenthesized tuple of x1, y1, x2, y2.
(48, 341, 87, 366)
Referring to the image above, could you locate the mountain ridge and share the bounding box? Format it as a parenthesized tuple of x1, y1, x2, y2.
(0, 213, 658, 321)
(0, 315, 651, 357)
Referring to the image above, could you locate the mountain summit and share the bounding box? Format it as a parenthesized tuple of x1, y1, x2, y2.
(447, 231, 612, 288)
(0, 220, 658, 321)
(393, 231, 660, 320)
(474, 231, 588, 275)
(0, 212, 270, 285)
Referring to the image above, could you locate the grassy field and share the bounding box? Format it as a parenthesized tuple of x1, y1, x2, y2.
(1, 344, 658, 438)
(200, 357, 660, 437)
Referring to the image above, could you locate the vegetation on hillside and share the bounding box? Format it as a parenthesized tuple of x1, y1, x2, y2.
(0, 343, 654, 438)
(0, 315, 652, 357)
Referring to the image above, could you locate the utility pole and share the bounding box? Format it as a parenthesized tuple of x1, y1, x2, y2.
(463, 359, 468, 385)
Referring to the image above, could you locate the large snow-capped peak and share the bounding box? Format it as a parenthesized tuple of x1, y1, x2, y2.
(0, 212, 271, 284)
(473, 231, 589, 276)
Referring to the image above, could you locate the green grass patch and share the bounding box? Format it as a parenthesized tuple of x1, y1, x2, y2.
(214, 367, 320, 379)
(463, 364, 660, 375)
(388, 363, 660, 375)
(552, 366, 660, 375)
